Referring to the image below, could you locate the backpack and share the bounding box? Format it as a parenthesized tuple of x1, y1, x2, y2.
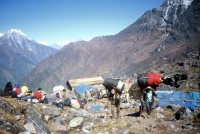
(103, 78, 124, 94)
(64, 98, 71, 106)
(147, 73, 162, 86)
(56, 92, 60, 98)
(137, 73, 162, 89)
(137, 73, 148, 89)
(71, 99, 80, 110)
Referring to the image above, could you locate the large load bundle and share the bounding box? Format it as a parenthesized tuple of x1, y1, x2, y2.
(53, 85, 65, 93)
(137, 72, 163, 90)
(103, 78, 125, 94)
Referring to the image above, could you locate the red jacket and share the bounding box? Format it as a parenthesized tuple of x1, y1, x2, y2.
(34, 91, 42, 100)
(15, 88, 20, 95)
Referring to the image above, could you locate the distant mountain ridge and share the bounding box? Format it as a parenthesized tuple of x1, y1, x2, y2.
(0, 29, 58, 88)
(23, 0, 200, 91)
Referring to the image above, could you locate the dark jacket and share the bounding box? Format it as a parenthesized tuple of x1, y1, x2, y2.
(4, 82, 13, 95)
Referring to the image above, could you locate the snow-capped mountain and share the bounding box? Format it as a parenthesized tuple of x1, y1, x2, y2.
(2, 29, 32, 44)
(119, 0, 193, 37)
(159, 0, 193, 33)
(160, 0, 193, 22)
(0, 29, 58, 88)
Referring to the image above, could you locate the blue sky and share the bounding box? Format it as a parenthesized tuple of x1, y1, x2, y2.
(0, 0, 164, 47)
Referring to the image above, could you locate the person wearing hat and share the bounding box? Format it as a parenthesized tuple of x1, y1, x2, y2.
(140, 86, 156, 116)
(12, 83, 20, 98)
(137, 71, 163, 116)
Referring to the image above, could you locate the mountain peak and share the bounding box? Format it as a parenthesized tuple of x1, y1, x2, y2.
(6, 29, 27, 37)
(164, 0, 193, 7)
(2, 29, 33, 43)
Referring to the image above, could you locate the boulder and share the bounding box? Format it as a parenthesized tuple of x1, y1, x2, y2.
(42, 106, 61, 117)
(69, 117, 84, 128)
(24, 105, 50, 134)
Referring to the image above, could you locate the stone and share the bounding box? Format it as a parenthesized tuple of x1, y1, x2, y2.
(23, 123, 36, 134)
(15, 115, 21, 121)
(43, 106, 61, 117)
(69, 117, 84, 128)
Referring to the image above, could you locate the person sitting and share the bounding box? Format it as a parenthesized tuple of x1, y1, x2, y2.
(12, 83, 20, 98)
(52, 89, 66, 109)
(4, 81, 13, 97)
(32, 88, 43, 102)
(41, 90, 48, 104)
(17, 83, 29, 98)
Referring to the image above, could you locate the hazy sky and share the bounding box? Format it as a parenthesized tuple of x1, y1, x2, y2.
(0, 0, 164, 46)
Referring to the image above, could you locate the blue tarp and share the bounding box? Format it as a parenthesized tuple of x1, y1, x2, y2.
(90, 104, 104, 111)
(75, 83, 92, 94)
(156, 91, 200, 110)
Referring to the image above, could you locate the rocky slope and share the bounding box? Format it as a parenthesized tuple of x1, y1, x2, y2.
(0, 89, 199, 134)
(0, 47, 199, 133)
(24, 0, 200, 91)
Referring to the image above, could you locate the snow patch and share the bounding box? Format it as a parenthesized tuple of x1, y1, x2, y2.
(7, 29, 27, 37)
(182, 0, 193, 7)
(0, 33, 3, 37)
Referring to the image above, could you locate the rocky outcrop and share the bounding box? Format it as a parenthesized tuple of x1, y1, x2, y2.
(0, 95, 199, 134)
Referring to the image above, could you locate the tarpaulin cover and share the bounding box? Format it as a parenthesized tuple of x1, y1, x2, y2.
(75, 83, 92, 94)
(90, 104, 104, 111)
(156, 91, 200, 110)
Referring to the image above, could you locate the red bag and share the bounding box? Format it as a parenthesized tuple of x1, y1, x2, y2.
(148, 73, 162, 86)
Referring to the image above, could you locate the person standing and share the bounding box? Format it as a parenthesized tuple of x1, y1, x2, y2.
(103, 78, 125, 119)
(140, 86, 156, 116)
(109, 88, 121, 119)
(137, 71, 162, 116)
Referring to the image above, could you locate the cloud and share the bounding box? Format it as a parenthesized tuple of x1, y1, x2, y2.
(56, 40, 71, 46)
(39, 40, 50, 46)
(39, 40, 71, 49)
(0, 33, 4, 37)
